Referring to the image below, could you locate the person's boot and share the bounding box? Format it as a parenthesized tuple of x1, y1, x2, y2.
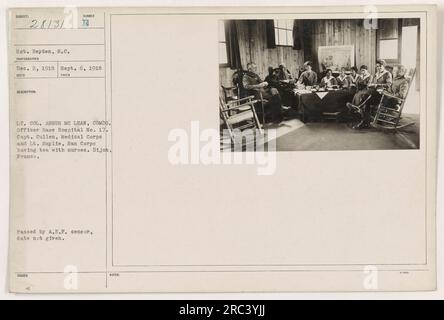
(346, 102, 360, 113)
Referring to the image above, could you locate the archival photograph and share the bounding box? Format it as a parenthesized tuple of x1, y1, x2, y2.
(219, 18, 421, 151)
(6, 4, 437, 295)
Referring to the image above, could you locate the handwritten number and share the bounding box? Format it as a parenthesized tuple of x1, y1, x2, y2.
(28, 19, 66, 29)
(29, 19, 38, 29)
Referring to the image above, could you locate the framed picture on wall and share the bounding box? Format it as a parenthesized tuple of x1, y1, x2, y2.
(317, 44, 355, 72)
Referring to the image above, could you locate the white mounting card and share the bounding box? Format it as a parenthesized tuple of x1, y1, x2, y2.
(8, 5, 437, 293)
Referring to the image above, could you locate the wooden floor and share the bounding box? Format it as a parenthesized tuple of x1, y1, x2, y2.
(275, 114, 420, 151)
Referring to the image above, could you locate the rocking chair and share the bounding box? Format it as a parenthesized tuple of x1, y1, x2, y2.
(219, 96, 263, 144)
(370, 68, 416, 130)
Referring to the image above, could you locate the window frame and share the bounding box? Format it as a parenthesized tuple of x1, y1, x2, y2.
(273, 19, 294, 47)
(219, 22, 229, 67)
(376, 19, 403, 65)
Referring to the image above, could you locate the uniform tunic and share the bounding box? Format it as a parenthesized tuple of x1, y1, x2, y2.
(389, 76, 409, 99)
(297, 70, 318, 86)
(241, 71, 282, 120)
(382, 75, 410, 109)
(336, 75, 349, 88)
(370, 70, 393, 88)
(276, 68, 293, 81)
(347, 74, 360, 87)
(351, 74, 371, 105)
(320, 76, 337, 88)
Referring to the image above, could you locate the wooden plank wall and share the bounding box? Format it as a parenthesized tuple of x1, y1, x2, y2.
(219, 20, 305, 87)
(305, 19, 377, 74)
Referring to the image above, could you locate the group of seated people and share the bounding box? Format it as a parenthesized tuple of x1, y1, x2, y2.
(347, 60, 410, 128)
(237, 59, 410, 128)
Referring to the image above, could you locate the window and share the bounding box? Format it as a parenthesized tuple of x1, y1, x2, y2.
(274, 19, 294, 46)
(219, 21, 228, 65)
(377, 19, 400, 62)
(379, 39, 398, 60)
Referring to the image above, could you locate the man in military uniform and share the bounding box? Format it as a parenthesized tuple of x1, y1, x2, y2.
(276, 63, 294, 81)
(271, 63, 296, 106)
(347, 66, 360, 89)
(381, 64, 409, 109)
(242, 62, 283, 123)
(264, 66, 280, 88)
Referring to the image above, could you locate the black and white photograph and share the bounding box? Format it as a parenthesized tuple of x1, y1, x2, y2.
(219, 18, 421, 151)
(2, 3, 440, 297)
